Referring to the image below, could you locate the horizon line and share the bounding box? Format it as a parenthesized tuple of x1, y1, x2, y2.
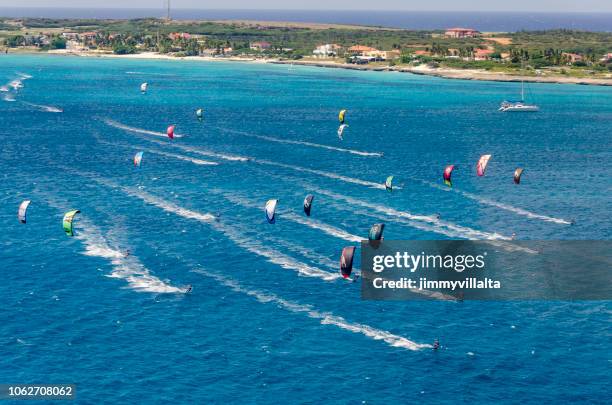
(1, 7, 612, 14)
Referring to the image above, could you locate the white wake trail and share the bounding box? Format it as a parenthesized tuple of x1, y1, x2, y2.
(122, 186, 218, 223)
(39, 191, 185, 293)
(262, 234, 340, 270)
(86, 175, 218, 223)
(73, 219, 186, 293)
(105, 117, 394, 188)
(143, 149, 218, 166)
(313, 187, 510, 241)
(283, 212, 363, 243)
(111, 113, 569, 226)
(255, 158, 388, 190)
(313, 187, 537, 253)
(146, 138, 249, 162)
(104, 118, 184, 138)
(214, 221, 342, 281)
(98, 140, 219, 166)
(208, 191, 459, 296)
(425, 181, 573, 225)
(216, 190, 363, 243)
(22, 101, 63, 113)
(219, 127, 384, 157)
(193, 269, 432, 351)
(87, 176, 341, 281)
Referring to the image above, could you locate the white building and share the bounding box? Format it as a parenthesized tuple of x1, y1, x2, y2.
(313, 44, 341, 58)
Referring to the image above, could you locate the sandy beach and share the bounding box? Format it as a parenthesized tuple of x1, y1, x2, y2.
(45, 49, 612, 86)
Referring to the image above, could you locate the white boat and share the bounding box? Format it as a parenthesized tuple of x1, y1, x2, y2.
(499, 100, 540, 112)
(500, 63, 539, 112)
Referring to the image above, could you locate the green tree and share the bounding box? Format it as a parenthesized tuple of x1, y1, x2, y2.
(50, 36, 66, 49)
(6, 35, 26, 47)
(184, 38, 200, 56)
(113, 43, 136, 54)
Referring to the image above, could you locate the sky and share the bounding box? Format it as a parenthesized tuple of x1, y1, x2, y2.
(1, 1, 611, 13)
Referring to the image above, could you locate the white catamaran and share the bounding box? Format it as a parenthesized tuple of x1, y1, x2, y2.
(499, 62, 539, 112)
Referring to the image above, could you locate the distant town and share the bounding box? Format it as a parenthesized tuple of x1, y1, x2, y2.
(1, 17, 611, 81)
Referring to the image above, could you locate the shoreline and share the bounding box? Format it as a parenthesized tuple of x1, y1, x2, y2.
(40, 50, 612, 86)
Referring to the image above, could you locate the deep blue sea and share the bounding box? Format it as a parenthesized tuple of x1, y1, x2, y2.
(1, 8, 611, 32)
(0, 54, 610, 403)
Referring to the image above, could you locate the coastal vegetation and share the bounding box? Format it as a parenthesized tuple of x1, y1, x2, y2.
(1, 17, 610, 78)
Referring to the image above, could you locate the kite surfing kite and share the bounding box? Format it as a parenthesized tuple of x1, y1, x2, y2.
(368, 223, 385, 241)
(514, 168, 524, 184)
(167, 125, 175, 139)
(443, 165, 455, 187)
(63, 210, 80, 237)
(337, 124, 348, 140)
(18, 200, 31, 224)
(340, 246, 356, 279)
(477, 154, 491, 176)
(134, 151, 144, 167)
(385, 176, 394, 191)
(265, 199, 278, 224)
(303, 194, 314, 217)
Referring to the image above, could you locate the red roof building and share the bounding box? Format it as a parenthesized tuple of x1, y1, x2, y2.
(445, 28, 480, 38)
(250, 41, 272, 51)
(169, 32, 191, 41)
(474, 48, 495, 60)
(348, 45, 377, 52)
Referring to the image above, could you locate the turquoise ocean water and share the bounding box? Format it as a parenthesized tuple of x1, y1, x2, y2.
(0, 54, 610, 403)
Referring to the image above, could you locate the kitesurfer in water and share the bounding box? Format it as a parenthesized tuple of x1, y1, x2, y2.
(433, 339, 440, 350)
(124, 249, 131, 257)
(185, 285, 192, 294)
